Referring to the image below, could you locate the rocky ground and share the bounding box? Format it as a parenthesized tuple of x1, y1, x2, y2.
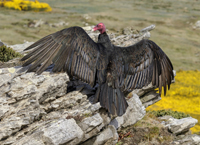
(0, 26, 199, 145)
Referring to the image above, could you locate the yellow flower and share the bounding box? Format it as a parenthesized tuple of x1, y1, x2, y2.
(1, 0, 52, 12)
(4, 1, 21, 10)
(147, 70, 200, 134)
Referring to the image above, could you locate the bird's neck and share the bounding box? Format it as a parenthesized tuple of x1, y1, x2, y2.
(98, 32, 113, 50)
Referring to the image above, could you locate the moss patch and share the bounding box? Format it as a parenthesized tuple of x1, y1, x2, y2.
(0, 45, 22, 62)
(147, 109, 190, 119)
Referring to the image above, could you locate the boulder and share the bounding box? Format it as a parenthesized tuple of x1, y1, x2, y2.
(0, 64, 146, 145)
(164, 117, 198, 135)
(11, 119, 84, 145)
(173, 134, 200, 145)
(93, 125, 118, 145)
(8, 41, 34, 54)
(110, 94, 146, 130)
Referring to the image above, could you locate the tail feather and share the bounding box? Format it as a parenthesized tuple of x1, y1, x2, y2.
(93, 83, 128, 116)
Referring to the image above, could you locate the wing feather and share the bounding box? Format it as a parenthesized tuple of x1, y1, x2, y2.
(36, 44, 62, 74)
(27, 42, 58, 72)
(108, 39, 174, 96)
(22, 41, 53, 66)
(21, 26, 100, 86)
(24, 34, 52, 51)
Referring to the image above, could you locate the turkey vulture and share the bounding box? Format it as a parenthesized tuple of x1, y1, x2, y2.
(21, 23, 174, 116)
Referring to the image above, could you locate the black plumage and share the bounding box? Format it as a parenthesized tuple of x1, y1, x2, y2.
(21, 23, 174, 116)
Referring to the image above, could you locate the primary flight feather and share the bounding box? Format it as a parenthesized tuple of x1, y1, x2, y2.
(21, 23, 174, 116)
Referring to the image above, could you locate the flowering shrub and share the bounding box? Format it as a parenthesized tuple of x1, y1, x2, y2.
(0, 0, 52, 12)
(147, 70, 200, 134)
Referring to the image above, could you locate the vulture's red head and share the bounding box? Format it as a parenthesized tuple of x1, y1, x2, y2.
(92, 23, 106, 34)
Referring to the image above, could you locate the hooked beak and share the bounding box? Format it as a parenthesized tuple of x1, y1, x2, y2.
(92, 26, 98, 32)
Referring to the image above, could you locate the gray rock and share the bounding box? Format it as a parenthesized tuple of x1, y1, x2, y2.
(78, 113, 107, 142)
(79, 113, 103, 133)
(121, 94, 146, 128)
(83, 26, 93, 31)
(27, 19, 45, 28)
(49, 21, 69, 27)
(140, 90, 161, 108)
(0, 64, 147, 145)
(173, 134, 200, 145)
(93, 125, 118, 145)
(122, 27, 133, 35)
(13, 119, 84, 145)
(0, 41, 4, 47)
(159, 115, 174, 121)
(0, 58, 23, 69)
(131, 82, 156, 97)
(110, 93, 146, 129)
(26, 19, 69, 28)
(0, 66, 23, 87)
(140, 24, 155, 33)
(164, 117, 198, 135)
(88, 32, 99, 42)
(42, 119, 84, 145)
(171, 70, 176, 83)
(8, 41, 34, 53)
(0, 64, 116, 145)
(0, 68, 69, 141)
(194, 20, 200, 29)
(131, 82, 161, 108)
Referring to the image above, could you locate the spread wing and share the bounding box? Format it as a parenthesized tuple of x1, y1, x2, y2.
(110, 39, 174, 95)
(21, 26, 100, 86)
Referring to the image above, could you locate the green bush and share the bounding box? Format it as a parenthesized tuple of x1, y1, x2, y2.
(0, 45, 22, 62)
(148, 109, 190, 119)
